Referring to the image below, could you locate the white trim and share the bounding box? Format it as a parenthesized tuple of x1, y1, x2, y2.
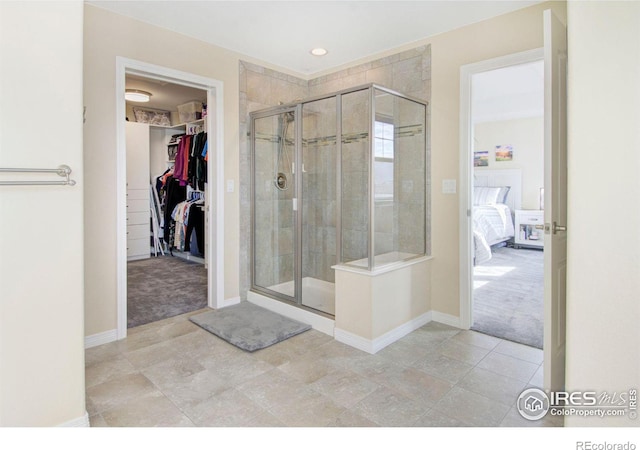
(459, 48, 544, 331)
(115, 57, 225, 341)
(84, 329, 118, 349)
(221, 296, 241, 308)
(431, 311, 463, 329)
(373, 310, 433, 353)
(244, 291, 461, 354)
(333, 255, 433, 276)
(336, 311, 433, 354)
(58, 412, 90, 427)
(247, 291, 335, 336)
(333, 328, 376, 353)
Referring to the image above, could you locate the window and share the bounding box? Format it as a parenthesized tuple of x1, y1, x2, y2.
(375, 121, 394, 159)
(374, 120, 394, 201)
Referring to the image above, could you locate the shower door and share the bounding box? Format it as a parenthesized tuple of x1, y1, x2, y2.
(251, 102, 337, 316)
(251, 108, 298, 302)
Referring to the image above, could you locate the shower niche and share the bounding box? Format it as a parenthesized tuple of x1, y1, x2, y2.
(249, 84, 429, 347)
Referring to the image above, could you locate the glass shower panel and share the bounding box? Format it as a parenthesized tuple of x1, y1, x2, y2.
(252, 111, 296, 299)
(301, 97, 336, 315)
(372, 88, 427, 266)
(340, 89, 371, 267)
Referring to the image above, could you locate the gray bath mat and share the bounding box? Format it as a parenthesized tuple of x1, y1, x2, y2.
(189, 302, 311, 352)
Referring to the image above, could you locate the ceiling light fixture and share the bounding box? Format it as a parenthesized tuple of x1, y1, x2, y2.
(125, 89, 152, 102)
(310, 48, 328, 56)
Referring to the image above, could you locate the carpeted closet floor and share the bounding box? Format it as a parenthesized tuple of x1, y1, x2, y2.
(127, 255, 207, 328)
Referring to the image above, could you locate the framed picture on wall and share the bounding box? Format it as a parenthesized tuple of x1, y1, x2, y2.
(474, 151, 489, 167)
(495, 144, 513, 161)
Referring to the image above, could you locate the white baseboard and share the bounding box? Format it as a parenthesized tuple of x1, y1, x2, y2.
(220, 296, 241, 308)
(59, 411, 90, 427)
(247, 291, 335, 336)
(86, 297, 243, 349)
(431, 311, 462, 328)
(334, 328, 375, 353)
(335, 310, 433, 354)
(84, 329, 118, 349)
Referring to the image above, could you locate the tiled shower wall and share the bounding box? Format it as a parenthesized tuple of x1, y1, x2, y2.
(301, 97, 337, 283)
(240, 45, 431, 300)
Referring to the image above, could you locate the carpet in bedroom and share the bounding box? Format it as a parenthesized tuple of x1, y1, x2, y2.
(472, 246, 543, 349)
(127, 255, 207, 328)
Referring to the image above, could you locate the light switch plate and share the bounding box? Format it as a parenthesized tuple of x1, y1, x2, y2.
(442, 179, 457, 194)
(227, 179, 235, 193)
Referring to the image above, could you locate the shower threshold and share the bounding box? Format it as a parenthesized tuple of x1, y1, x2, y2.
(247, 287, 335, 337)
(266, 277, 335, 316)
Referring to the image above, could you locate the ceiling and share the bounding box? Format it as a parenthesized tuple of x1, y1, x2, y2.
(113, 1, 544, 119)
(125, 74, 206, 112)
(89, 0, 541, 76)
(472, 60, 544, 123)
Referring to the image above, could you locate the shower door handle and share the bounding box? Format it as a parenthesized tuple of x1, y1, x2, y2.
(292, 198, 298, 211)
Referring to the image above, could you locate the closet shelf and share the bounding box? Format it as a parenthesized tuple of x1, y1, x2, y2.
(150, 118, 205, 130)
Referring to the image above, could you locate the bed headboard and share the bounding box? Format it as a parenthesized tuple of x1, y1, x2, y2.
(474, 168, 522, 212)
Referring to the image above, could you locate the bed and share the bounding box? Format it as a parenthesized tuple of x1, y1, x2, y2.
(473, 169, 521, 264)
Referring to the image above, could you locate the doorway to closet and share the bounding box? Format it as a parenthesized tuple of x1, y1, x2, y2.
(463, 50, 545, 349)
(115, 58, 225, 339)
(125, 74, 209, 328)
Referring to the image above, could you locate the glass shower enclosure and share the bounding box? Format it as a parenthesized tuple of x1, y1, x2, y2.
(250, 84, 428, 317)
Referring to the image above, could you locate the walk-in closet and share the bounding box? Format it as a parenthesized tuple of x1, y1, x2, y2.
(125, 74, 209, 328)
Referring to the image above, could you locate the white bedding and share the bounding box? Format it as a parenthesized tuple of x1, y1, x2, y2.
(473, 204, 515, 264)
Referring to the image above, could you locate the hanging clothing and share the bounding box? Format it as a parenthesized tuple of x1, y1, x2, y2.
(202, 140, 208, 161)
(157, 130, 208, 254)
(173, 134, 192, 186)
(184, 203, 205, 256)
(163, 177, 186, 242)
(188, 132, 207, 190)
(170, 197, 204, 253)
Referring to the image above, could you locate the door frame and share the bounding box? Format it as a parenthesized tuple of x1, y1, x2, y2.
(115, 57, 225, 339)
(249, 105, 300, 307)
(458, 48, 544, 329)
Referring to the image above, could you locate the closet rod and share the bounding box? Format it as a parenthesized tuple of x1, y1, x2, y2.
(0, 164, 76, 186)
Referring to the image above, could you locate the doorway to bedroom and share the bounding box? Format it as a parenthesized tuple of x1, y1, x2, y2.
(467, 54, 545, 349)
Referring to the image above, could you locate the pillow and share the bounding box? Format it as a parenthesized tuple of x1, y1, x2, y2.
(497, 186, 511, 204)
(473, 186, 502, 205)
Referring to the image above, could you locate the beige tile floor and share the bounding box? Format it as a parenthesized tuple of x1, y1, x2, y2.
(85, 309, 563, 427)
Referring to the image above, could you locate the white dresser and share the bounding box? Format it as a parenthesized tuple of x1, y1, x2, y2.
(126, 122, 150, 260)
(514, 209, 544, 249)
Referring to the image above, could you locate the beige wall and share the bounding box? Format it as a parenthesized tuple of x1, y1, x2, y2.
(83, 2, 566, 337)
(3, 0, 637, 429)
(475, 117, 544, 210)
(83, 5, 243, 336)
(422, 1, 566, 316)
(565, 1, 640, 426)
(335, 258, 431, 342)
(0, 1, 86, 426)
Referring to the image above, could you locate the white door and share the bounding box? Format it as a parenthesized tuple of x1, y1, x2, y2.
(543, 9, 568, 392)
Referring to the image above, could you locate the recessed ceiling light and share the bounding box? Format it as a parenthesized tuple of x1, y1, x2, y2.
(125, 89, 152, 102)
(310, 48, 328, 56)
